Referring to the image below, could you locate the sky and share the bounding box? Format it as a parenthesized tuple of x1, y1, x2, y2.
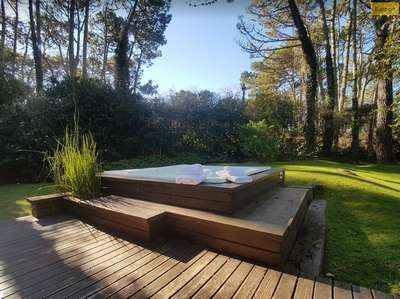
(141, 0, 253, 95)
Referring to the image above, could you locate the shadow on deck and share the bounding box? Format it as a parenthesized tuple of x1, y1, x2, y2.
(0, 216, 395, 298)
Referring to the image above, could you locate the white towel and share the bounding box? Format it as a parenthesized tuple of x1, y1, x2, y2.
(181, 164, 203, 174)
(175, 164, 206, 185)
(175, 174, 206, 185)
(216, 166, 253, 183)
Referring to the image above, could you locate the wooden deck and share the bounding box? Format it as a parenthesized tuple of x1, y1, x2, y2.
(62, 186, 311, 267)
(0, 216, 396, 299)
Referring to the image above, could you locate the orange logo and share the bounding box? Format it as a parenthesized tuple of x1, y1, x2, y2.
(371, 1, 400, 16)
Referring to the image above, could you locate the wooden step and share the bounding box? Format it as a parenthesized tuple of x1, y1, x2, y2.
(63, 197, 167, 241)
(61, 186, 311, 267)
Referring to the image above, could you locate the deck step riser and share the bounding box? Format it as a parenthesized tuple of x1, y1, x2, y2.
(28, 185, 311, 268)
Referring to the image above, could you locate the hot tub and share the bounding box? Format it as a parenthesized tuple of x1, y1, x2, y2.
(100, 165, 285, 213)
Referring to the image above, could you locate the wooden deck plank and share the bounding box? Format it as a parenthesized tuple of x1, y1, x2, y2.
(131, 249, 212, 298)
(192, 258, 241, 299)
(293, 277, 315, 299)
(0, 226, 110, 270)
(352, 285, 373, 299)
(84, 242, 185, 298)
(0, 216, 77, 234)
(0, 234, 131, 289)
(2, 243, 139, 298)
(35, 245, 147, 299)
(89, 253, 176, 299)
(334, 280, 353, 299)
(149, 251, 216, 299)
(107, 258, 181, 298)
(170, 255, 228, 298)
(0, 225, 105, 261)
(253, 269, 282, 299)
(0, 232, 115, 279)
(0, 222, 93, 253)
(213, 262, 254, 299)
(272, 272, 298, 299)
(0, 221, 84, 247)
(232, 265, 266, 299)
(69, 243, 195, 297)
(314, 277, 333, 299)
(0, 217, 85, 240)
(83, 250, 166, 298)
(372, 289, 395, 299)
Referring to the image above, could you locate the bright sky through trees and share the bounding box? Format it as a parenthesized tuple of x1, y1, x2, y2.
(141, 0, 252, 94)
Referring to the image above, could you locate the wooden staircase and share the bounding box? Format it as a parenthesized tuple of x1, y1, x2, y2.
(62, 185, 312, 267)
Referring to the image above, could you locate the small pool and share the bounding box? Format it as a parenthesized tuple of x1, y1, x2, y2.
(102, 164, 271, 184)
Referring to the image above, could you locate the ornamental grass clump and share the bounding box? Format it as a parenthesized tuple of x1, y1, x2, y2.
(48, 126, 101, 200)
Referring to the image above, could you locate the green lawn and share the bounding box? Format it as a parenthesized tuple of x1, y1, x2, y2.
(270, 160, 400, 295)
(0, 183, 56, 219)
(0, 160, 399, 295)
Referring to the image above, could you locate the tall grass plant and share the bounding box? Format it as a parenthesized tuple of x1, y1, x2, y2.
(47, 126, 101, 200)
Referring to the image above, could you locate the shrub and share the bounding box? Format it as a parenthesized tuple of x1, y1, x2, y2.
(104, 152, 235, 170)
(240, 120, 281, 162)
(47, 126, 101, 200)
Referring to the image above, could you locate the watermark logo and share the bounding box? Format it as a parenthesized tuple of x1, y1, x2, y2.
(371, 1, 400, 16)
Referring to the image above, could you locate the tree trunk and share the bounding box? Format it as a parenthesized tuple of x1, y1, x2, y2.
(331, 0, 340, 151)
(375, 16, 394, 163)
(114, 0, 139, 91)
(339, 4, 352, 111)
(350, 0, 359, 158)
(20, 28, 29, 81)
(82, 0, 90, 79)
(331, 0, 338, 103)
(367, 84, 378, 157)
(12, 0, 19, 75)
(28, 0, 43, 92)
(0, 0, 5, 72)
(36, 0, 41, 50)
(132, 49, 143, 94)
(287, 0, 318, 153)
(318, 0, 337, 154)
(334, 8, 340, 104)
(75, 3, 81, 71)
(101, 4, 109, 83)
(68, 0, 76, 78)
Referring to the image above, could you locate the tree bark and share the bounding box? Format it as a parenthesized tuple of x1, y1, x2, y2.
(12, 0, 19, 75)
(375, 16, 394, 163)
(75, 3, 81, 70)
(287, 0, 318, 153)
(350, 0, 359, 158)
(114, 0, 139, 91)
(68, 0, 76, 78)
(132, 49, 143, 94)
(82, 0, 90, 79)
(28, 0, 43, 92)
(101, 3, 109, 83)
(318, 0, 337, 154)
(331, 0, 338, 103)
(339, 4, 352, 112)
(0, 0, 5, 72)
(367, 84, 378, 157)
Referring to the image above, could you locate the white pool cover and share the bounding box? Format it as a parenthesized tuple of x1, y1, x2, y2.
(102, 165, 271, 184)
